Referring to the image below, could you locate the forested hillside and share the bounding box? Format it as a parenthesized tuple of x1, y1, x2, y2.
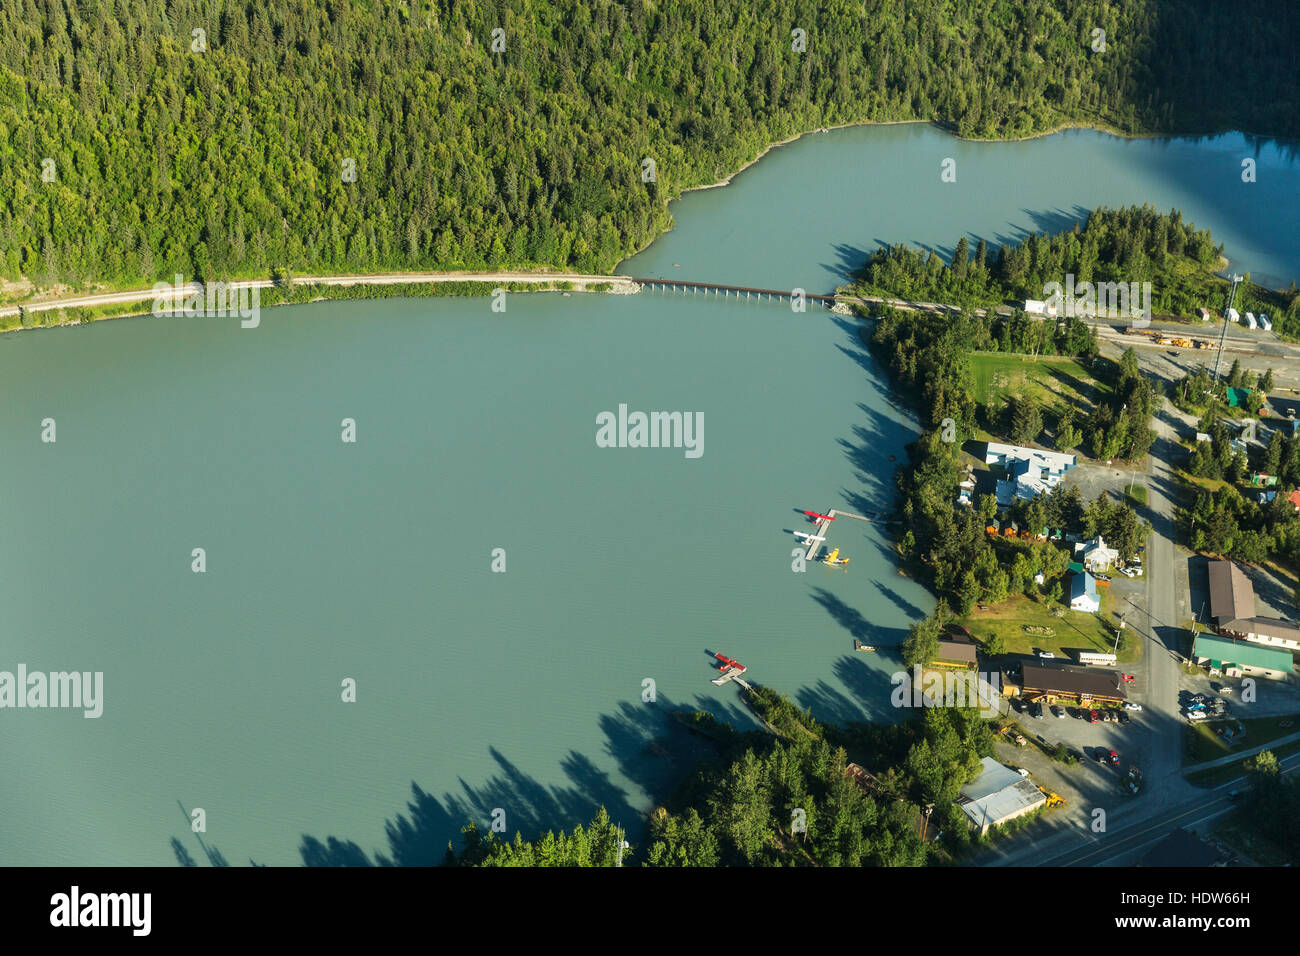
(3, 0, 1298, 291)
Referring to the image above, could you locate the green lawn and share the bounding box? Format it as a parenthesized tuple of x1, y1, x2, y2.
(969, 353, 1107, 415)
(1183, 712, 1300, 765)
(962, 591, 1139, 663)
(1187, 737, 1300, 788)
(1124, 482, 1148, 506)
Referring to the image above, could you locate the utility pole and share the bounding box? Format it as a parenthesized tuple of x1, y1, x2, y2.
(1213, 274, 1243, 382)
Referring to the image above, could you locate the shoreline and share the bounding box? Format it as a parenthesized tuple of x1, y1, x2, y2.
(7, 118, 1297, 335)
(0, 272, 641, 336)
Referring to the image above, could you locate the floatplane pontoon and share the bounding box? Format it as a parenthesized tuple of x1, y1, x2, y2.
(822, 547, 850, 568)
(803, 510, 836, 522)
(791, 530, 826, 543)
(708, 651, 748, 686)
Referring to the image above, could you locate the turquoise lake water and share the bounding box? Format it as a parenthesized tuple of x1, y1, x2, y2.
(1, 123, 1295, 865)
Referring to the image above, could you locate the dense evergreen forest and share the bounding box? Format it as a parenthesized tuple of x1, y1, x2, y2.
(868, 297, 1150, 610)
(4, 0, 1299, 292)
(852, 205, 1300, 332)
(434, 689, 993, 866)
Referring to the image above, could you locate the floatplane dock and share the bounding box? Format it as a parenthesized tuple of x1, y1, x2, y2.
(711, 667, 752, 690)
(802, 508, 881, 562)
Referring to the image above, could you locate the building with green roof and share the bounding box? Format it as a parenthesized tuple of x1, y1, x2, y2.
(1193, 633, 1293, 680)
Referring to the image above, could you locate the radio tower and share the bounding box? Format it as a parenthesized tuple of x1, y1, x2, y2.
(1213, 274, 1244, 381)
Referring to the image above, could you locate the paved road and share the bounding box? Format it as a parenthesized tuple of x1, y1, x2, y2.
(1131, 402, 1192, 809)
(1040, 748, 1300, 866)
(0, 271, 638, 319)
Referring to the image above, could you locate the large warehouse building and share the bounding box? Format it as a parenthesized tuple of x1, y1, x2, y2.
(1193, 633, 1293, 680)
(957, 757, 1047, 835)
(1207, 559, 1300, 651)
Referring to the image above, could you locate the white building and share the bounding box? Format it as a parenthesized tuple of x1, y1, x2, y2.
(985, 443, 1077, 506)
(1023, 299, 1058, 317)
(1069, 572, 1100, 613)
(1225, 308, 1240, 323)
(1077, 534, 1119, 571)
(958, 757, 1047, 835)
(956, 474, 976, 507)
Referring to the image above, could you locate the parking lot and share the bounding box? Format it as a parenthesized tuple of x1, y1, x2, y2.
(994, 681, 1150, 818)
(1176, 664, 1300, 720)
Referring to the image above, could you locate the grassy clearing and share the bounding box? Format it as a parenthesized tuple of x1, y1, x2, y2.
(1187, 737, 1300, 787)
(1183, 712, 1300, 765)
(1124, 483, 1148, 506)
(969, 353, 1107, 415)
(961, 591, 1138, 663)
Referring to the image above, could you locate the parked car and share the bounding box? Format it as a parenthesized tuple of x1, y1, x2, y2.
(1051, 705, 1066, 719)
(1118, 711, 1130, 724)
(1088, 709, 1100, 723)
(1123, 702, 1143, 711)
(1014, 767, 1030, 777)
(1121, 674, 1135, 683)
(1030, 701, 1043, 718)
(1108, 750, 1121, 765)
(1120, 566, 1143, 577)
(1037, 651, 1055, 659)
(1189, 710, 1208, 721)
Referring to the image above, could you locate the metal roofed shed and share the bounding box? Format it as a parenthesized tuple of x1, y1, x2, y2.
(1193, 633, 1293, 679)
(957, 757, 1047, 835)
(1207, 560, 1255, 628)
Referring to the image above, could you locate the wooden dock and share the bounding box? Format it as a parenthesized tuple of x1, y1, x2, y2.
(711, 666, 752, 690)
(802, 508, 883, 561)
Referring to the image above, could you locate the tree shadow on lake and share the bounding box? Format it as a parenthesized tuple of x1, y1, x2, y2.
(823, 241, 872, 284)
(287, 689, 744, 867)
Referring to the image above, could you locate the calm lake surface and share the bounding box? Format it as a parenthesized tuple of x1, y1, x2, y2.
(2, 124, 1296, 866)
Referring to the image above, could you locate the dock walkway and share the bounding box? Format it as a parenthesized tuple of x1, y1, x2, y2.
(803, 508, 883, 561)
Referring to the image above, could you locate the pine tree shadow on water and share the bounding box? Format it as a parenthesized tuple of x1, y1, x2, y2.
(172, 692, 742, 865)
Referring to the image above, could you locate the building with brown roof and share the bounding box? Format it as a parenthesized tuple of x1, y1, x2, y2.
(1018, 664, 1127, 705)
(1208, 560, 1255, 631)
(932, 638, 978, 669)
(1207, 559, 1300, 651)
